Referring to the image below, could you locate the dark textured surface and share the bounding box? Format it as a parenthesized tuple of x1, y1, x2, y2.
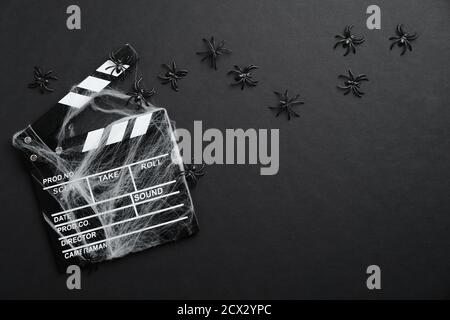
(0, 0, 449, 299)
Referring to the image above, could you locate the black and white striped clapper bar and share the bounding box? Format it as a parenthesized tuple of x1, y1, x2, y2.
(12, 44, 198, 270)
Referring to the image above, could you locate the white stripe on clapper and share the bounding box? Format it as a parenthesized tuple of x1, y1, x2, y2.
(82, 128, 105, 152)
(130, 113, 153, 138)
(106, 121, 129, 145)
(77, 76, 110, 92)
(58, 92, 92, 109)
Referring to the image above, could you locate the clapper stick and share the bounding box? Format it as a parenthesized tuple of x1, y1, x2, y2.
(12, 45, 198, 270)
(30, 44, 138, 151)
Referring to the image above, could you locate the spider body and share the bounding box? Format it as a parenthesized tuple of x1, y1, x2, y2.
(389, 24, 418, 55)
(180, 163, 206, 189)
(158, 61, 188, 91)
(227, 65, 259, 90)
(105, 51, 134, 76)
(28, 66, 58, 93)
(337, 69, 369, 98)
(196, 36, 232, 70)
(334, 25, 365, 56)
(268, 90, 304, 120)
(127, 77, 156, 106)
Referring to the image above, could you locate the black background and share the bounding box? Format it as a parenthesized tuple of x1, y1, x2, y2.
(1, 0, 449, 299)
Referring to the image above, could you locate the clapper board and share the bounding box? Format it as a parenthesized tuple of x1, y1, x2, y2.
(13, 44, 199, 269)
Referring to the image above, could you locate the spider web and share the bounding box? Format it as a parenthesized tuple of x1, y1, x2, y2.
(12, 88, 197, 267)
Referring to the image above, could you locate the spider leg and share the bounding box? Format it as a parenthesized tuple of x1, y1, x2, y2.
(246, 79, 258, 85)
(162, 63, 172, 71)
(171, 61, 177, 72)
(353, 37, 365, 44)
(406, 41, 413, 51)
(390, 40, 399, 50)
(354, 87, 365, 96)
(338, 75, 351, 81)
(195, 172, 205, 179)
(355, 75, 369, 82)
(337, 85, 350, 90)
(333, 39, 346, 49)
(177, 70, 188, 77)
(135, 77, 142, 91)
(33, 66, 41, 76)
(231, 78, 243, 87)
(42, 83, 54, 92)
(126, 95, 133, 105)
(146, 88, 156, 97)
(345, 25, 353, 36)
(171, 79, 179, 91)
(189, 178, 198, 188)
(246, 65, 259, 71)
(158, 75, 170, 81)
(273, 91, 283, 100)
(195, 165, 206, 175)
(203, 38, 215, 52)
(241, 80, 245, 90)
(227, 70, 241, 75)
(219, 48, 232, 54)
(339, 87, 351, 95)
(268, 106, 280, 115)
(286, 108, 291, 121)
(407, 33, 418, 40)
(401, 45, 407, 55)
(348, 69, 355, 80)
(351, 43, 356, 54)
(109, 67, 119, 76)
(397, 24, 404, 36)
(335, 35, 345, 39)
(351, 87, 362, 98)
(343, 46, 351, 56)
(200, 55, 210, 62)
(233, 65, 243, 73)
(290, 109, 300, 118)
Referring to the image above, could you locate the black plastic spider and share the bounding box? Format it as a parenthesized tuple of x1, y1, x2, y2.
(334, 25, 365, 56)
(268, 90, 304, 120)
(127, 77, 156, 106)
(28, 66, 58, 93)
(337, 69, 369, 98)
(105, 50, 135, 76)
(227, 65, 259, 90)
(180, 163, 206, 189)
(158, 61, 188, 91)
(389, 24, 418, 55)
(196, 36, 232, 70)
